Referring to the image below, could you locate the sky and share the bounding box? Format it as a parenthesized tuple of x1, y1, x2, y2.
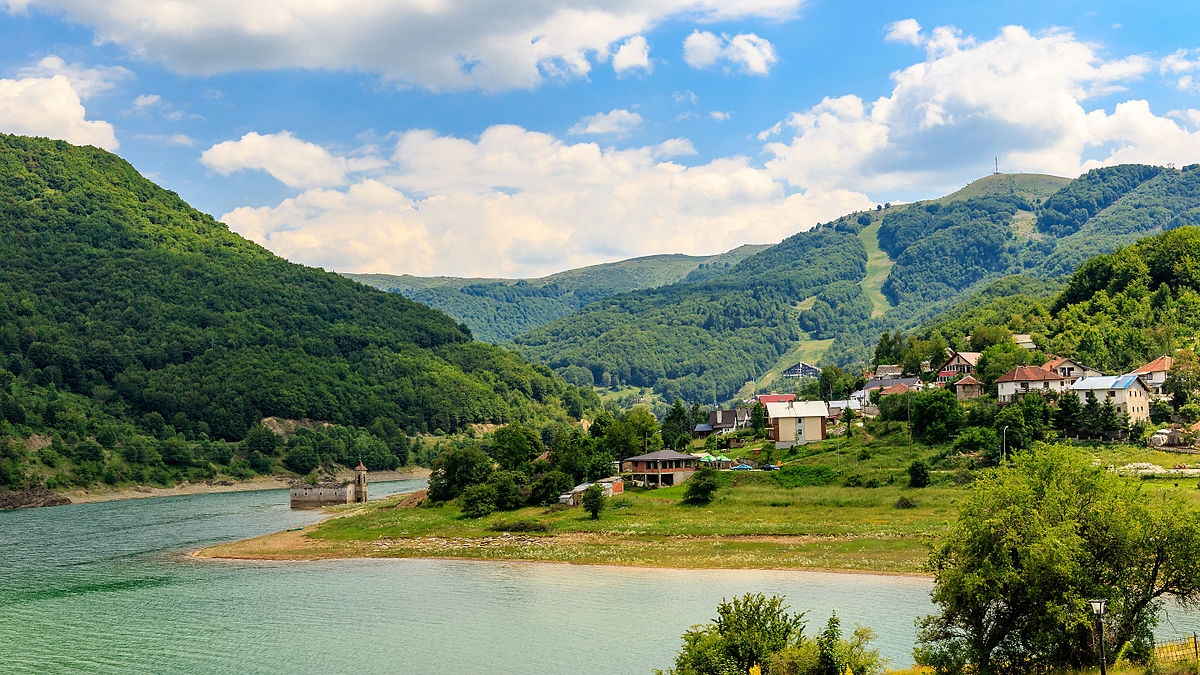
(3, 1, 1200, 278)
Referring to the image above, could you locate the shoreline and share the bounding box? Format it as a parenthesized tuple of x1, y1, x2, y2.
(12, 468, 431, 509)
(193, 540, 933, 579)
(193, 497, 934, 577)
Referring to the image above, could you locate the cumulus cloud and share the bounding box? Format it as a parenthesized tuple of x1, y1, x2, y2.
(200, 131, 386, 189)
(761, 24, 1191, 196)
(710, 111, 730, 121)
(3, 0, 803, 91)
(884, 19, 922, 46)
(16, 55, 131, 97)
(569, 109, 643, 136)
(683, 30, 777, 74)
(0, 74, 118, 149)
(1162, 48, 1200, 91)
(612, 35, 651, 75)
(218, 125, 870, 277)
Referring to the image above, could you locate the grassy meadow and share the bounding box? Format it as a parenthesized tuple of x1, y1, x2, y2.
(201, 419, 1200, 573)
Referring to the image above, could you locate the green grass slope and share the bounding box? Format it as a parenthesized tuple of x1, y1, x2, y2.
(0, 134, 595, 443)
(933, 172, 1071, 204)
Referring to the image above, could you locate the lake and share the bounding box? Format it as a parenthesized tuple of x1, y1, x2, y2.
(0, 481, 941, 673)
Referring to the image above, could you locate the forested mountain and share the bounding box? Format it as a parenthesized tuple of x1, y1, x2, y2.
(347, 245, 768, 342)
(513, 229, 867, 400)
(917, 226, 1200, 376)
(508, 165, 1200, 402)
(0, 135, 596, 446)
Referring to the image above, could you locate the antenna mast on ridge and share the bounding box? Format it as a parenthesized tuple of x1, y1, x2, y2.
(994, 156, 999, 175)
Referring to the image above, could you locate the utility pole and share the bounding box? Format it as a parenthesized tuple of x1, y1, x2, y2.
(1002, 425, 1009, 464)
(907, 389, 913, 454)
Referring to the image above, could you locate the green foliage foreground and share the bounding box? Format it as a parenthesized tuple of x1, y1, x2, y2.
(661, 593, 885, 675)
(916, 444, 1200, 673)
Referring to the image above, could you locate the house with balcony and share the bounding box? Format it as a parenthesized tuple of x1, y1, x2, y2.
(996, 366, 1067, 403)
(1069, 375, 1151, 423)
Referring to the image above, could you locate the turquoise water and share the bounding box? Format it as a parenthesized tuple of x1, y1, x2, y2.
(1, 482, 939, 673)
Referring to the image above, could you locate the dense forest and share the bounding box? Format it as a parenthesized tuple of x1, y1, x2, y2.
(347, 245, 769, 343)
(512, 229, 867, 401)
(509, 163, 1200, 402)
(0, 134, 598, 492)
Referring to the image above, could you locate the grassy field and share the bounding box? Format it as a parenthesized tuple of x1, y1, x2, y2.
(857, 220, 894, 317)
(200, 421, 1200, 574)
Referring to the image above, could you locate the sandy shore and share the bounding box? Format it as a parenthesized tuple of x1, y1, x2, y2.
(63, 467, 430, 505)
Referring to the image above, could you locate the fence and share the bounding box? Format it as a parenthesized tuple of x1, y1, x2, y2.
(1155, 632, 1200, 665)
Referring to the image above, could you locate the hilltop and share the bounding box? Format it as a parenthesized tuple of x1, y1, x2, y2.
(346, 245, 769, 343)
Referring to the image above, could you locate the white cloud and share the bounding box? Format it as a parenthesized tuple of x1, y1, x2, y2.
(673, 90, 698, 105)
(136, 132, 195, 147)
(762, 24, 1193, 196)
(4, 0, 803, 91)
(884, 19, 921, 46)
(612, 35, 651, 75)
(218, 125, 870, 277)
(16, 55, 131, 97)
(200, 131, 385, 189)
(1162, 48, 1200, 91)
(0, 74, 118, 149)
(710, 111, 730, 121)
(683, 30, 777, 75)
(569, 109, 643, 136)
(132, 93, 161, 109)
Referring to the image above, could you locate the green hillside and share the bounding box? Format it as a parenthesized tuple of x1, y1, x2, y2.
(512, 229, 866, 401)
(0, 134, 595, 451)
(346, 245, 768, 342)
(512, 165, 1200, 402)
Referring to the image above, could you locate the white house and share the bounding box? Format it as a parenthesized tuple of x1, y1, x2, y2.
(1042, 357, 1102, 387)
(996, 365, 1067, 403)
(765, 400, 829, 449)
(1070, 375, 1151, 423)
(1131, 355, 1174, 396)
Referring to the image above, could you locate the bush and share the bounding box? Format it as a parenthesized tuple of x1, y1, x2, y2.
(581, 483, 606, 520)
(529, 470, 573, 506)
(461, 483, 497, 518)
(775, 465, 838, 487)
(953, 426, 998, 458)
(487, 470, 531, 511)
(907, 460, 930, 488)
(894, 496, 917, 509)
(247, 450, 272, 474)
(683, 468, 721, 504)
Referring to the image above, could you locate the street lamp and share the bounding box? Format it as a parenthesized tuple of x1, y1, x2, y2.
(1002, 425, 1009, 464)
(1089, 598, 1107, 675)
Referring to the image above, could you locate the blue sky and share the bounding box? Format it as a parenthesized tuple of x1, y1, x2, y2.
(2, 1, 1200, 277)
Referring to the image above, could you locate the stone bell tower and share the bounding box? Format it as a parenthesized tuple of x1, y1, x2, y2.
(353, 461, 368, 503)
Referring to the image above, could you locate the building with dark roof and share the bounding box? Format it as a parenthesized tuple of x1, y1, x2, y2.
(624, 449, 698, 487)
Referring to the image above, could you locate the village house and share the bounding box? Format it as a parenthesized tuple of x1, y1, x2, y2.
(953, 375, 984, 401)
(996, 366, 1066, 403)
(863, 376, 920, 398)
(1013, 334, 1037, 350)
(1131, 355, 1174, 396)
(936, 350, 982, 383)
(624, 449, 698, 488)
(765, 400, 829, 449)
(558, 476, 624, 505)
(874, 364, 904, 379)
(1042, 357, 1102, 387)
(756, 393, 796, 405)
(826, 398, 862, 419)
(782, 361, 822, 378)
(878, 382, 914, 398)
(1069, 375, 1151, 423)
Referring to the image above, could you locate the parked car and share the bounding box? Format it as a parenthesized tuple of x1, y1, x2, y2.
(732, 464, 753, 470)
(761, 463, 780, 471)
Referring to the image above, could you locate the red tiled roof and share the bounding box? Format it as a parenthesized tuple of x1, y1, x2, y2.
(955, 375, 981, 386)
(997, 365, 1063, 383)
(1132, 355, 1174, 374)
(756, 394, 796, 403)
(355, 461, 367, 471)
(880, 382, 913, 396)
(1042, 357, 1068, 370)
